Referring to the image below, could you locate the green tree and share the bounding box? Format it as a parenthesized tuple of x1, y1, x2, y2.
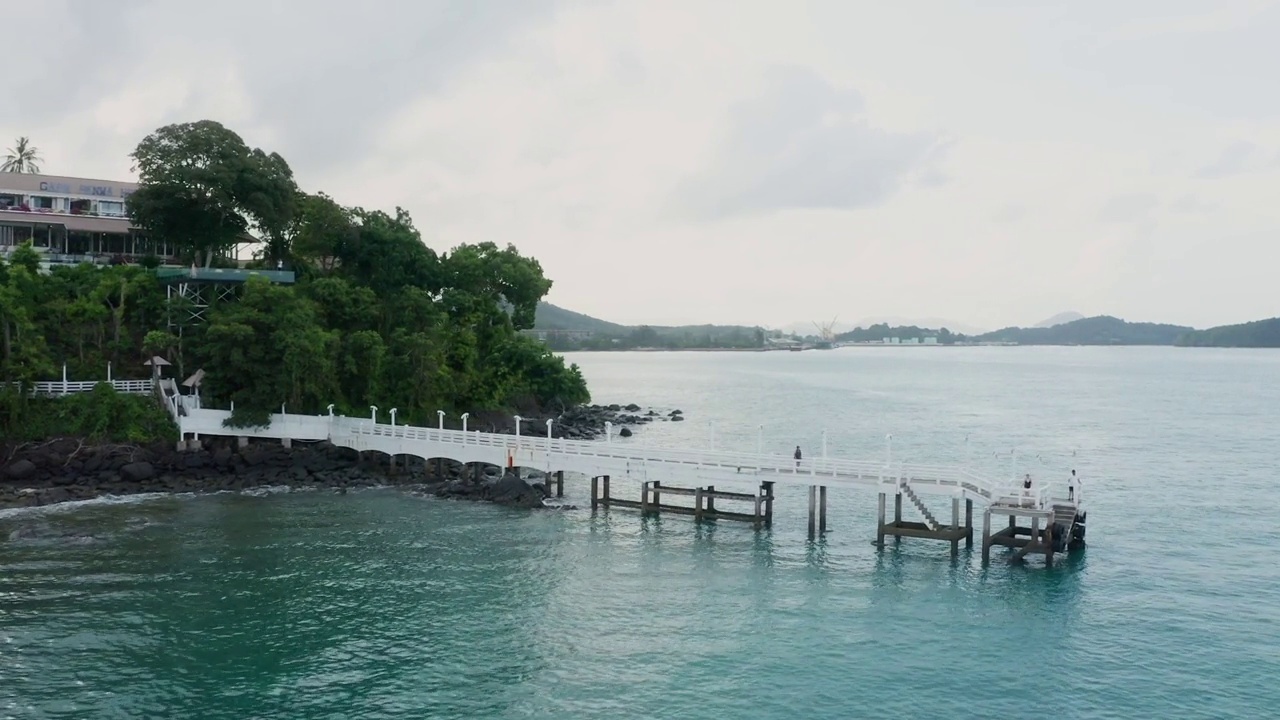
(127, 120, 298, 267)
(1, 136, 42, 173)
(290, 192, 356, 271)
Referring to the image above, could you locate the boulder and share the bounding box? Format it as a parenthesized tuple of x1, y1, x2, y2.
(120, 462, 156, 482)
(486, 472, 545, 509)
(4, 459, 36, 481)
(619, 427, 633, 437)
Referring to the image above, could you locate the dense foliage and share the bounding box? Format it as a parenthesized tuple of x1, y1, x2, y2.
(1174, 318, 1280, 348)
(0, 120, 588, 435)
(0, 383, 175, 443)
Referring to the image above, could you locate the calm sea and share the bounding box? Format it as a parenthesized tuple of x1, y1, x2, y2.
(3, 347, 1278, 719)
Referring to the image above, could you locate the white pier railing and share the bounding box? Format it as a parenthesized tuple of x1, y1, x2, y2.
(171, 407, 1033, 504)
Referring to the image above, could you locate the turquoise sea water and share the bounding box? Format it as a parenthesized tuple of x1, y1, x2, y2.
(3, 347, 1279, 719)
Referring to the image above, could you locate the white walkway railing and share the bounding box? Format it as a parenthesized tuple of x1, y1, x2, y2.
(4, 378, 155, 397)
(176, 407, 1021, 504)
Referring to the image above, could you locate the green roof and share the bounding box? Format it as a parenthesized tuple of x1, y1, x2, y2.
(155, 267, 295, 285)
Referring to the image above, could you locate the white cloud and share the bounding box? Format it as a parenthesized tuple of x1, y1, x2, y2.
(5, 0, 1280, 330)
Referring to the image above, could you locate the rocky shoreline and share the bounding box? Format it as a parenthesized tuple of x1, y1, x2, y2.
(1, 403, 683, 512)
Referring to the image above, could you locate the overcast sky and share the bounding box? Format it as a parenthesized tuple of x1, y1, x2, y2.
(6, 0, 1279, 330)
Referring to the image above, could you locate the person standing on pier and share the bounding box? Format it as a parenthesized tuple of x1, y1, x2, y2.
(794, 445, 802, 469)
(1068, 469, 1077, 501)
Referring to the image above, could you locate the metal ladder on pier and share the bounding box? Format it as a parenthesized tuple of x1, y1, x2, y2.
(1050, 501, 1078, 552)
(900, 480, 942, 531)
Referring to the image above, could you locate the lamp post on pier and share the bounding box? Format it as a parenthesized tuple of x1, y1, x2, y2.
(546, 419, 554, 451)
(604, 421, 613, 444)
(370, 406, 378, 425)
(461, 413, 469, 433)
(389, 408, 397, 427)
(514, 416, 523, 442)
(327, 404, 334, 417)
(437, 410, 445, 430)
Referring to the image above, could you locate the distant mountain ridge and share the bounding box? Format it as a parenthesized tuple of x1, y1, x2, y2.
(1033, 311, 1085, 328)
(1175, 317, 1280, 348)
(535, 302, 1280, 349)
(975, 316, 1192, 345)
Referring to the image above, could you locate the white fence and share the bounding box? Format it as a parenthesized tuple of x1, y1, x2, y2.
(3, 378, 155, 397)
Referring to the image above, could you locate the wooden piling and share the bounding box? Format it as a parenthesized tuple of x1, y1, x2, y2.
(819, 485, 828, 535)
(807, 485, 817, 539)
(591, 476, 600, 510)
(761, 481, 775, 526)
(965, 499, 974, 547)
(982, 508, 992, 563)
(555, 470, 564, 498)
(877, 492, 886, 547)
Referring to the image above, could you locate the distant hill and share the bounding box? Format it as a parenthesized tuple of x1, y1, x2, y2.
(1175, 317, 1280, 348)
(1033, 311, 1085, 328)
(976, 316, 1192, 345)
(850, 316, 987, 336)
(533, 302, 765, 350)
(534, 302, 629, 335)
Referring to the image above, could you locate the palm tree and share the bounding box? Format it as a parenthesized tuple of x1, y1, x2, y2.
(1, 137, 42, 173)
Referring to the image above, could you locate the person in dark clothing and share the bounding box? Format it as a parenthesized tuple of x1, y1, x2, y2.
(794, 445, 802, 469)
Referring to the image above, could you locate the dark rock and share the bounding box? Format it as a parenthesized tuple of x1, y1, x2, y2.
(120, 462, 155, 482)
(5, 459, 37, 481)
(486, 472, 545, 509)
(671, 415, 685, 422)
(619, 427, 633, 437)
(624, 403, 640, 412)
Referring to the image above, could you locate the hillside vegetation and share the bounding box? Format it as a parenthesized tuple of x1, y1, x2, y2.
(1174, 318, 1280, 348)
(534, 302, 765, 350)
(975, 316, 1192, 345)
(0, 120, 589, 436)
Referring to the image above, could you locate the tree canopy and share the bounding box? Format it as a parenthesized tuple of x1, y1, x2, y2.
(1, 119, 589, 436)
(1, 136, 42, 173)
(127, 121, 298, 267)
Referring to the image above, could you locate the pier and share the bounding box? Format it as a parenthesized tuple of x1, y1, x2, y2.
(159, 385, 1086, 566)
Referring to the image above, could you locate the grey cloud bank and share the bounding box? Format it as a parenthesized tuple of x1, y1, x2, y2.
(4, 0, 1280, 331)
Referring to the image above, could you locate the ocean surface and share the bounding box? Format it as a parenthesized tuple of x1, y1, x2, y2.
(3, 346, 1279, 719)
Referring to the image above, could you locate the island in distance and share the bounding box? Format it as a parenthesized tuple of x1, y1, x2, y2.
(527, 303, 1280, 350)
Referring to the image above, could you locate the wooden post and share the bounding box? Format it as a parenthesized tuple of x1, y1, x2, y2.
(877, 492, 886, 546)
(591, 476, 600, 510)
(706, 485, 716, 515)
(819, 485, 827, 535)
(1031, 516, 1040, 561)
(950, 496, 961, 556)
(762, 481, 775, 526)
(652, 481, 661, 509)
(555, 470, 564, 498)
(894, 492, 903, 526)
(965, 499, 974, 546)
(1046, 524, 1055, 567)
(982, 508, 992, 563)
(694, 488, 704, 522)
(807, 485, 817, 540)
(753, 494, 763, 530)
(603, 475, 611, 505)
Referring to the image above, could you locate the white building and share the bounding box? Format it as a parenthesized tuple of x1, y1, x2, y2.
(0, 172, 180, 263)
